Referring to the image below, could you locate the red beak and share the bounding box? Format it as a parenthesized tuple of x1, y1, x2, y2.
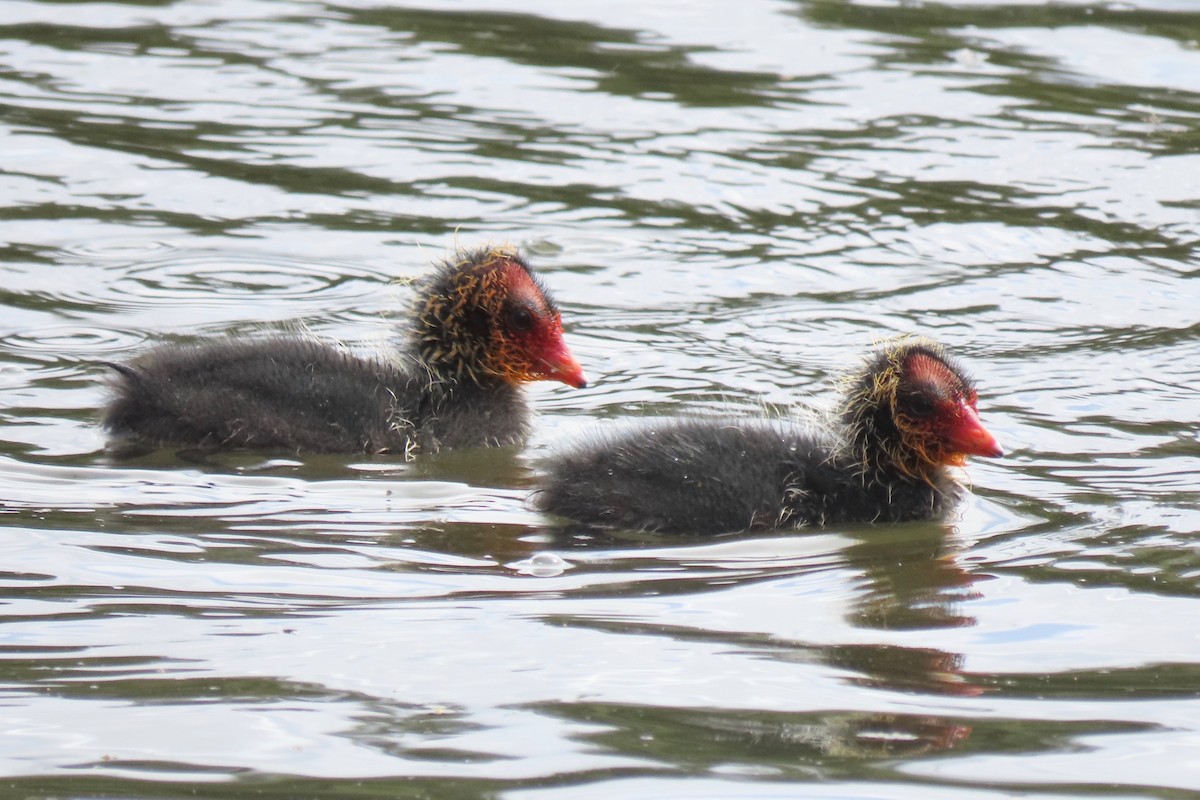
(539, 338, 588, 389)
(947, 402, 1004, 458)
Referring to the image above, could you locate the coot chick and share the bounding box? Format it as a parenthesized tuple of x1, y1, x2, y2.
(536, 338, 1002, 534)
(103, 245, 586, 455)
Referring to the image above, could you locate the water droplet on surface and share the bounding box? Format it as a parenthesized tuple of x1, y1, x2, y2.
(506, 552, 572, 577)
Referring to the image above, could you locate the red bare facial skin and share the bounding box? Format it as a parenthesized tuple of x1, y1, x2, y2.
(493, 260, 587, 389)
(903, 350, 1003, 467)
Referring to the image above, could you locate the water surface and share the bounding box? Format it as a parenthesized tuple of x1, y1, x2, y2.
(1, 0, 1199, 797)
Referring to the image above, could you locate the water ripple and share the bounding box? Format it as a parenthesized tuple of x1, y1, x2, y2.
(0, 0, 1199, 796)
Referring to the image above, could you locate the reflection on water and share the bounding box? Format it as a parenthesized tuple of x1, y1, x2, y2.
(844, 525, 982, 633)
(1, 0, 1199, 797)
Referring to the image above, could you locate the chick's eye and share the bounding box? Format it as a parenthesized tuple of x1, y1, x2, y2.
(507, 304, 535, 334)
(902, 390, 936, 419)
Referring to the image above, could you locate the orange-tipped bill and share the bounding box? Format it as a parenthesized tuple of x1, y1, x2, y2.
(537, 339, 588, 389)
(947, 402, 1004, 459)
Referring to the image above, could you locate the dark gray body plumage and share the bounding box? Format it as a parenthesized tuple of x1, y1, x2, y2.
(537, 418, 957, 534)
(103, 338, 526, 454)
